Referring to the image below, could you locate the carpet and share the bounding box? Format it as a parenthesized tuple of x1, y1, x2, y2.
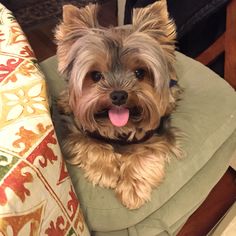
(5, 0, 109, 30)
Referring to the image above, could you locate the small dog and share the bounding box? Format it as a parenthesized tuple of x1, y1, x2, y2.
(55, 0, 183, 209)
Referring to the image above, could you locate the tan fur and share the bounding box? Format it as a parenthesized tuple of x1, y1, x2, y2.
(55, 1, 183, 209)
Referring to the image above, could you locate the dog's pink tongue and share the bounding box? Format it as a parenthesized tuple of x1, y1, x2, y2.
(108, 107, 129, 127)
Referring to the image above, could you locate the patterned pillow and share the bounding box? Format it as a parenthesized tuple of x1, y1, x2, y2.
(0, 4, 90, 236)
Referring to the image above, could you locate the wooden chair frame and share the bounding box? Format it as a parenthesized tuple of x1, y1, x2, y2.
(196, 0, 236, 89)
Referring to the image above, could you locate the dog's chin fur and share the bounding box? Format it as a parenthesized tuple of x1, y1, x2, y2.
(55, 0, 183, 209)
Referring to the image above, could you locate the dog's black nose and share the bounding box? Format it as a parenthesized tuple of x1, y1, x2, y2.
(110, 90, 128, 106)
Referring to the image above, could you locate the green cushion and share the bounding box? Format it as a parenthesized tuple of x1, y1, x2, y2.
(40, 52, 236, 236)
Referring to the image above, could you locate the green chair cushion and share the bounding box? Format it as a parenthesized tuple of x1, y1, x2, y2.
(40, 52, 236, 236)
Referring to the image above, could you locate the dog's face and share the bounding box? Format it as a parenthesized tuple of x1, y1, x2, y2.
(56, 1, 177, 140)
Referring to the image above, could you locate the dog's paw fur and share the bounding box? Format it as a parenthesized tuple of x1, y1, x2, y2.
(115, 145, 165, 209)
(64, 133, 121, 189)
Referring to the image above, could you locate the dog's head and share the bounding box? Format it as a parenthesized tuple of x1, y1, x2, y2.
(55, 0, 177, 141)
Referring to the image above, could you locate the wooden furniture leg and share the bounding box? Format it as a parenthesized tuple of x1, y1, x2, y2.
(225, 0, 236, 89)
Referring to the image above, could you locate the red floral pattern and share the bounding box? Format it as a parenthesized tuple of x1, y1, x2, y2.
(0, 58, 24, 82)
(0, 161, 33, 206)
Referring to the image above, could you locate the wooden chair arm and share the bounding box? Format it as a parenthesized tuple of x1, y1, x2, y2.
(196, 0, 236, 90)
(225, 0, 236, 89)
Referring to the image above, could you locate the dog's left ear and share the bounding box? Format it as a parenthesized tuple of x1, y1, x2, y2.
(62, 4, 98, 29)
(132, 0, 176, 57)
(56, 4, 98, 42)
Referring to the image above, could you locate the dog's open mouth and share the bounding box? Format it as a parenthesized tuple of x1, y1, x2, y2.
(94, 106, 142, 127)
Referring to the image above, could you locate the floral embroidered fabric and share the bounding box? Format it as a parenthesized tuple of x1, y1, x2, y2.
(0, 4, 90, 236)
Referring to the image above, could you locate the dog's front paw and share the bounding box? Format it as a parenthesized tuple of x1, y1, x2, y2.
(115, 180, 151, 209)
(115, 149, 166, 209)
(83, 144, 121, 189)
(85, 160, 120, 189)
(64, 133, 121, 189)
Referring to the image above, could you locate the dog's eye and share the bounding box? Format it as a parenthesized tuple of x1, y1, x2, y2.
(134, 68, 146, 80)
(91, 71, 104, 82)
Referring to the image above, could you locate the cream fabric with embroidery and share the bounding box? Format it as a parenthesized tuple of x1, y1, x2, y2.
(0, 4, 90, 236)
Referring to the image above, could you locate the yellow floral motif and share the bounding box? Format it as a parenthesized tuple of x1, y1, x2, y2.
(5, 85, 46, 119)
(9, 25, 28, 44)
(0, 202, 45, 236)
(18, 61, 37, 77)
(0, 81, 49, 128)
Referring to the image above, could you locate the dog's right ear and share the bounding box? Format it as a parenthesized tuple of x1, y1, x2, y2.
(55, 4, 98, 76)
(132, 1, 176, 60)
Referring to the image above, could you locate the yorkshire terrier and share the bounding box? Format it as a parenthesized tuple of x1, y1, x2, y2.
(55, 0, 183, 209)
